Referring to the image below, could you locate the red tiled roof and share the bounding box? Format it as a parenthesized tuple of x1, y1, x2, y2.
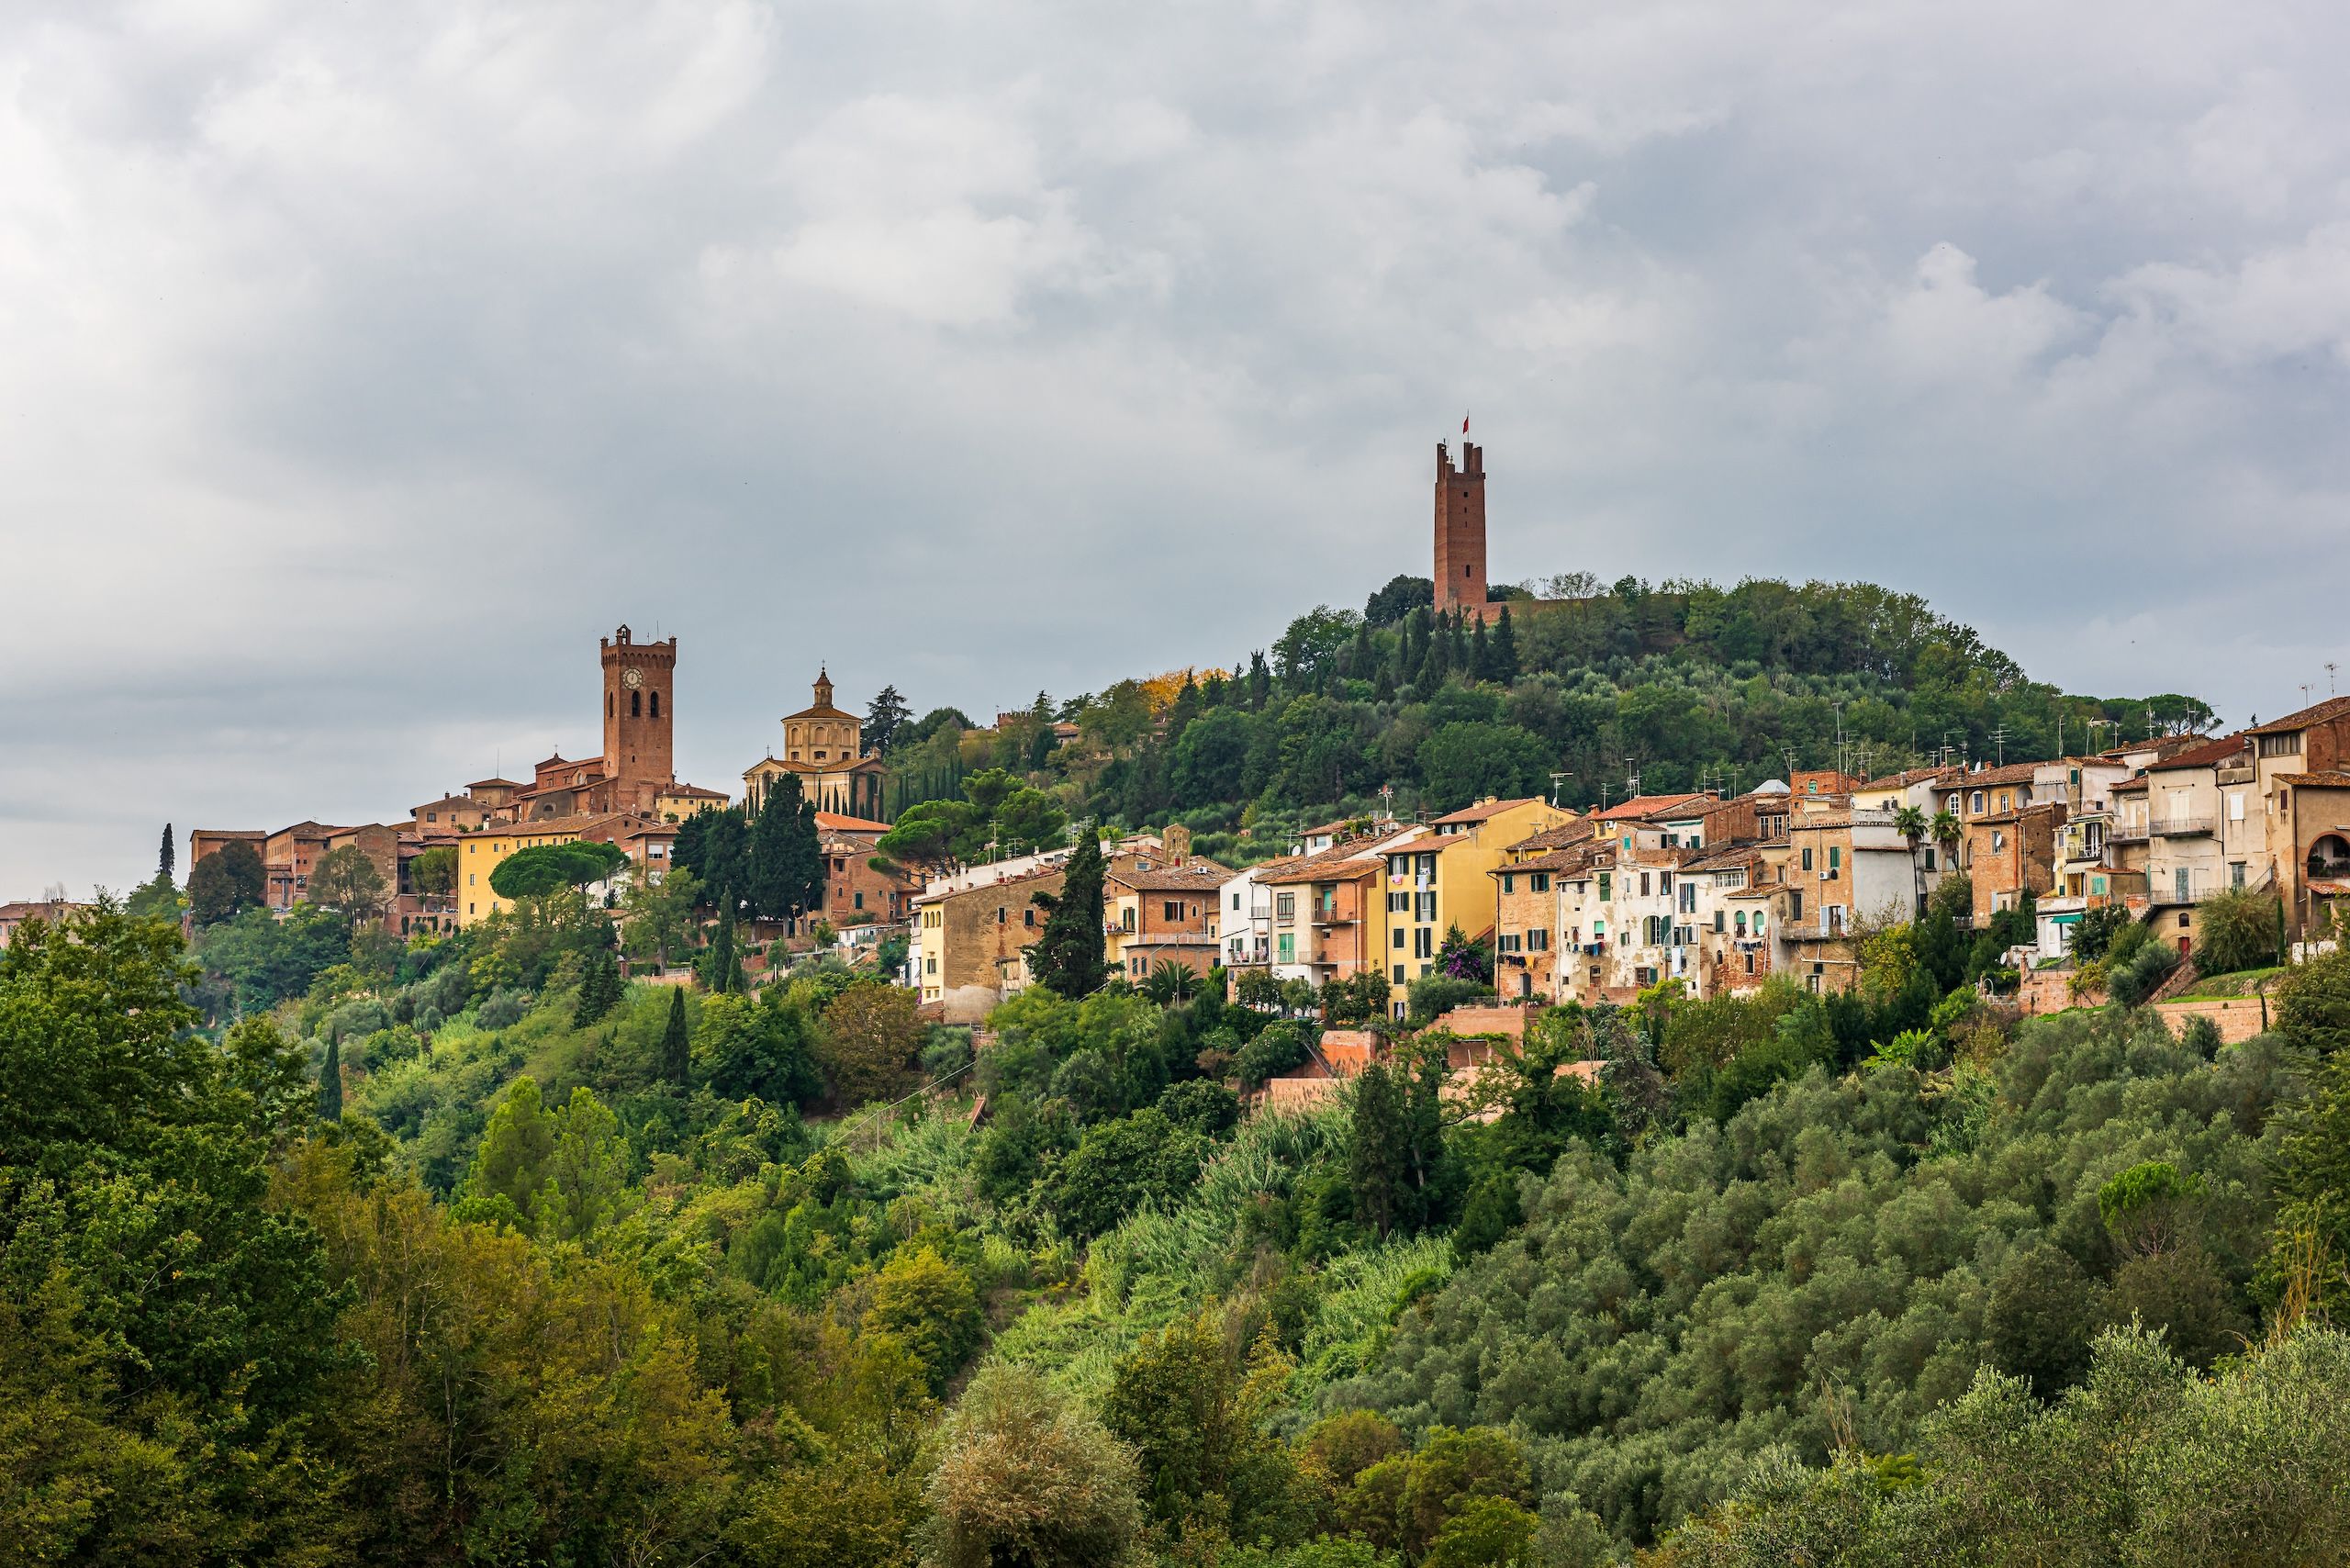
(2146, 734, 2250, 772)
(1857, 767, 1962, 791)
(1430, 797, 1551, 825)
(813, 810, 891, 833)
(1261, 848, 1382, 885)
(1592, 792, 1708, 822)
(2277, 772, 2350, 788)
(1505, 821, 1597, 854)
(1109, 860, 1234, 892)
(1947, 762, 2042, 788)
(1492, 844, 1604, 876)
(2249, 695, 2350, 735)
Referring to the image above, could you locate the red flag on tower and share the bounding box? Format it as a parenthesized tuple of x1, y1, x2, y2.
(1462, 412, 1470, 434)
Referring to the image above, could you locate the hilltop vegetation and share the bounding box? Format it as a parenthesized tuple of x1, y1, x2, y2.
(2, 575, 2322, 1567)
(877, 576, 2215, 851)
(12, 856, 2350, 1563)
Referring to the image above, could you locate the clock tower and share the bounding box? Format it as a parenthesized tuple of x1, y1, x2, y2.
(599, 623, 677, 812)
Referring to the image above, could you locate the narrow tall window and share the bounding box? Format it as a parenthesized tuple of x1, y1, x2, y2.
(631, 690, 641, 718)
(650, 691, 660, 719)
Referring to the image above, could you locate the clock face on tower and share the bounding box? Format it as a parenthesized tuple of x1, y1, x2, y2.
(622, 667, 643, 690)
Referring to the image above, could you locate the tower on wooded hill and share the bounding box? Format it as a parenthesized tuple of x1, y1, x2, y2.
(1434, 440, 1492, 621)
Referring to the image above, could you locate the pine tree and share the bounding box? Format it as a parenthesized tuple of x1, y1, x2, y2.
(660, 985, 690, 1087)
(1247, 652, 1272, 711)
(1492, 605, 1520, 685)
(1027, 833, 1107, 1000)
(865, 684, 912, 756)
(158, 823, 174, 885)
(318, 1032, 343, 1123)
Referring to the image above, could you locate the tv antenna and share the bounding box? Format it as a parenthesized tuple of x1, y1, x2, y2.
(1550, 771, 1574, 809)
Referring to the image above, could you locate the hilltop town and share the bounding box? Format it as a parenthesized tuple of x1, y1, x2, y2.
(24, 439, 2332, 1041)
(9, 442, 2349, 1565)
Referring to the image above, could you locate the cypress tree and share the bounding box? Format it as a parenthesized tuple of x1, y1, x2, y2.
(1493, 605, 1521, 685)
(1416, 633, 1447, 694)
(660, 985, 690, 1087)
(1028, 833, 1108, 1000)
(1350, 1060, 1406, 1238)
(1447, 610, 1469, 670)
(159, 823, 174, 885)
(574, 948, 621, 1027)
(318, 1032, 343, 1123)
(1471, 616, 1494, 682)
(702, 908, 742, 993)
(744, 775, 827, 927)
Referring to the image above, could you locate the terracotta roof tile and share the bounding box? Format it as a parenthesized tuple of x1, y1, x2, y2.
(1592, 792, 1708, 822)
(1505, 821, 1598, 854)
(2249, 695, 2350, 735)
(2147, 734, 2252, 772)
(1110, 860, 1235, 891)
(1430, 796, 1552, 824)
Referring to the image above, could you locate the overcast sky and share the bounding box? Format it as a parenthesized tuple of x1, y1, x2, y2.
(6, 0, 2348, 897)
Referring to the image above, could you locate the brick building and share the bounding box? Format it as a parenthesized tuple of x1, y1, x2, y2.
(813, 810, 920, 929)
(1260, 847, 1385, 987)
(1106, 853, 1232, 981)
(1964, 801, 2067, 924)
(909, 862, 1067, 1022)
(1433, 439, 1499, 622)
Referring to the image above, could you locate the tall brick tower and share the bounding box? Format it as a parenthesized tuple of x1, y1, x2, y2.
(600, 624, 677, 812)
(1433, 440, 1488, 619)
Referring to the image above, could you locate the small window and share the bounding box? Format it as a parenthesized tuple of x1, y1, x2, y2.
(631, 690, 641, 718)
(1532, 872, 1550, 892)
(650, 691, 660, 719)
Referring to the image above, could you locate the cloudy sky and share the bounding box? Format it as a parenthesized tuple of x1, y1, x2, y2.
(5, 0, 2347, 896)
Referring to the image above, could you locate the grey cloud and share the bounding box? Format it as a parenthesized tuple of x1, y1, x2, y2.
(4, 0, 2348, 893)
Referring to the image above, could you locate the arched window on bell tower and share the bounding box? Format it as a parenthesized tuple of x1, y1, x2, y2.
(650, 691, 660, 719)
(631, 690, 641, 718)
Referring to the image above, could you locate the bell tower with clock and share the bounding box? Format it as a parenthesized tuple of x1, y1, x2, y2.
(599, 623, 677, 812)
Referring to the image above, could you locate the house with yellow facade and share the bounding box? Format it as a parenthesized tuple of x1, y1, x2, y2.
(455, 811, 677, 926)
(1366, 797, 1577, 1019)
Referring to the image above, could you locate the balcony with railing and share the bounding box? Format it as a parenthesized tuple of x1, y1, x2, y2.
(2109, 822, 2150, 843)
(2152, 817, 2215, 837)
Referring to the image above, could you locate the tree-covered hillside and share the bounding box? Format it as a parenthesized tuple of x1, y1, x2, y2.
(874, 574, 2215, 850)
(14, 845, 2350, 1563)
